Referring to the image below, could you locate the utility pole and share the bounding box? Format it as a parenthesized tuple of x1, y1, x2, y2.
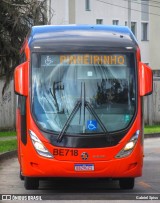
(49, 0, 51, 25)
(64, 0, 69, 24)
(128, 0, 131, 29)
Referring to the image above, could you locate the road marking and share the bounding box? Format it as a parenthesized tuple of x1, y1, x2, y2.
(137, 181, 151, 188)
(154, 148, 160, 153)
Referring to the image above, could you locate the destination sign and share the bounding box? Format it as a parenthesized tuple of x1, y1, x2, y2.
(41, 54, 126, 66)
(60, 54, 126, 65)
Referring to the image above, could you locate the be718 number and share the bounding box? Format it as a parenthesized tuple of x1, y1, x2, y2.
(53, 149, 78, 156)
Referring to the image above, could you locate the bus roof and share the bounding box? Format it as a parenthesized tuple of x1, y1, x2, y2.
(28, 25, 138, 53)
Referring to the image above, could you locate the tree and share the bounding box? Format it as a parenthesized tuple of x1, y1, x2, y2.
(0, 0, 51, 94)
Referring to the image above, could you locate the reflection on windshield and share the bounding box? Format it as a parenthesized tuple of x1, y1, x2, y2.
(31, 53, 136, 134)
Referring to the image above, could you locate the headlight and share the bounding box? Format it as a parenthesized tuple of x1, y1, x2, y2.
(29, 130, 53, 158)
(115, 130, 140, 158)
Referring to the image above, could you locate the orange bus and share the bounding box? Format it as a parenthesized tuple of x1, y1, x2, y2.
(14, 25, 152, 190)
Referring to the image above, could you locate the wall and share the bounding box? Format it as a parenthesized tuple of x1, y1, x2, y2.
(50, 0, 68, 24)
(0, 79, 16, 130)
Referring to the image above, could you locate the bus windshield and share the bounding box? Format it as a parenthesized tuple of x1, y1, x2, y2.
(31, 53, 136, 134)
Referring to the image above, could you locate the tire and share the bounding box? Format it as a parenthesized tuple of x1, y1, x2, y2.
(119, 178, 134, 189)
(19, 170, 24, 181)
(24, 177, 39, 190)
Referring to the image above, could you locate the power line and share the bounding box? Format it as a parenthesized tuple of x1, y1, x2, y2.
(131, 0, 160, 5)
(123, 0, 160, 9)
(148, 0, 160, 5)
(96, 0, 160, 17)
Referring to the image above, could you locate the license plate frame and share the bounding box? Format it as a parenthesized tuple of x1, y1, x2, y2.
(74, 164, 95, 171)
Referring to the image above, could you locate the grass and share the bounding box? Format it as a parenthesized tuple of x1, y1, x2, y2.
(0, 139, 17, 153)
(144, 125, 160, 134)
(0, 131, 17, 153)
(0, 131, 16, 138)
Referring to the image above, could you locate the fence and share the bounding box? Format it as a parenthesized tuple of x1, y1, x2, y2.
(144, 78, 160, 125)
(0, 78, 159, 130)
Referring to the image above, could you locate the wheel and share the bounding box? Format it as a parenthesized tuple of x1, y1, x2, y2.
(119, 178, 134, 189)
(24, 177, 39, 190)
(19, 170, 24, 180)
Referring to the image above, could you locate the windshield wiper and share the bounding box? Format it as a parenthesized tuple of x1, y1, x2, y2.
(57, 82, 83, 143)
(57, 100, 82, 142)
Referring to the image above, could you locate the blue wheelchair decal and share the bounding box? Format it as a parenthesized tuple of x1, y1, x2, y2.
(87, 120, 97, 131)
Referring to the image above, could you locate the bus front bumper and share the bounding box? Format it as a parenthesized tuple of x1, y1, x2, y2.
(22, 155, 142, 178)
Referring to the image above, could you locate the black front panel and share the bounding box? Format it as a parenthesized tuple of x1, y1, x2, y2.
(42, 130, 126, 148)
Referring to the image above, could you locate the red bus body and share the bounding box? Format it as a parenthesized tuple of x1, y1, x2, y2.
(14, 25, 152, 190)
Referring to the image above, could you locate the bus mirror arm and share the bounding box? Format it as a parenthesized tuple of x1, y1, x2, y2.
(14, 61, 29, 96)
(139, 62, 153, 96)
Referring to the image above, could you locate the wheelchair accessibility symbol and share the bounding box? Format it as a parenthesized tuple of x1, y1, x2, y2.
(87, 120, 97, 131)
(45, 56, 54, 66)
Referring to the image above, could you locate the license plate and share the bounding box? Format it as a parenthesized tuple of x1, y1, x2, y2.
(74, 164, 94, 171)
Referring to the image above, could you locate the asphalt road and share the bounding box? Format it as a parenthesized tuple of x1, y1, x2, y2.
(0, 137, 160, 201)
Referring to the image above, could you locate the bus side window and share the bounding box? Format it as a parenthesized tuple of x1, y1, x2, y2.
(18, 95, 27, 145)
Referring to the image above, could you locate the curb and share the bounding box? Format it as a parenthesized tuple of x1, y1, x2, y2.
(0, 134, 160, 161)
(144, 133, 160, 139)
(0, 150, 17, 162)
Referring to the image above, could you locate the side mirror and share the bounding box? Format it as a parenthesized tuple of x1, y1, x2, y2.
(139, 62, 153, 96)
(14, 61, 29, 96)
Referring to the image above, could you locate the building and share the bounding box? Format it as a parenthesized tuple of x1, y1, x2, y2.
(48, 0, 149, 64)
(149, 1, 160, 74)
